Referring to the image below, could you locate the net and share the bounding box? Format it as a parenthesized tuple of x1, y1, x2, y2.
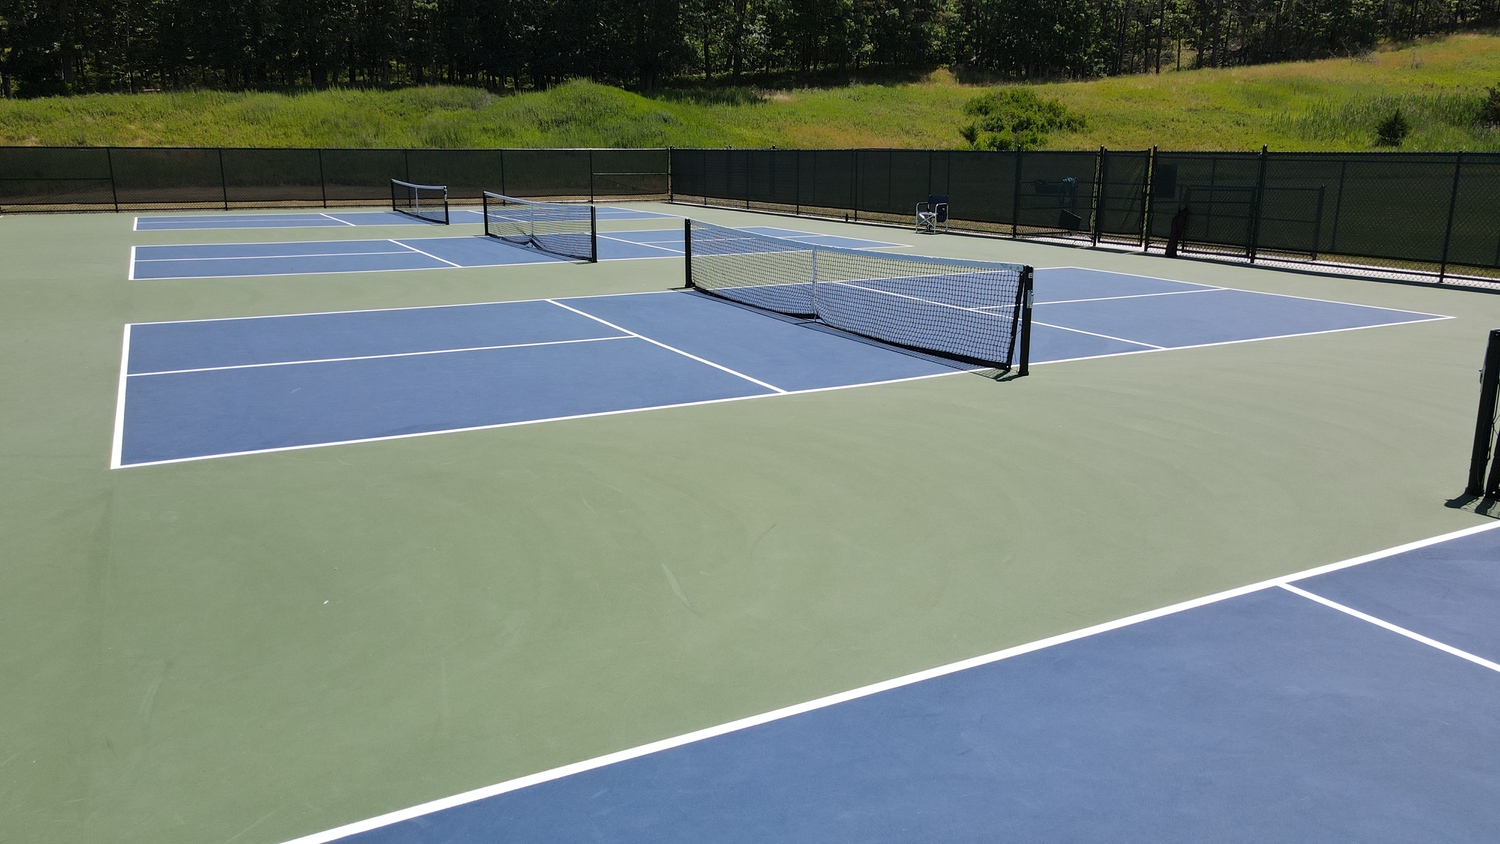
(390, 179, 450, 224)
(483, 191, 598, 262)
(685, 220, 1033, 373)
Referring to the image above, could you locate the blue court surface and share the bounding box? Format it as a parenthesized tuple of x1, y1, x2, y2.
(113, 268, 1444, 468)
(127, 226, 905, 280)
(280, 520, 1500, 844)
(132, 205, 670, 231)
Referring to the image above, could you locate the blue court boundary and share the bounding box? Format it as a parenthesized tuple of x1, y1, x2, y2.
(274, 519, 1500, 844)
(110, 277, 1449, 469)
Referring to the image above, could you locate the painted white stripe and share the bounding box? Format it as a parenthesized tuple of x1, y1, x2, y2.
(1279, 583, 1500, 674)
(134, 248, 414, 263)
(546, 299, 786, 393)
(113, 367, 973, 469)
(1036, 288, 1223, 306)
(109, 325, 132, 470)
(274, 520, 1500, 844)
(597, 234, 684, 255)
(387, 239, 463, 268)
(319, 213, 359, 227)
(1045, 266, 1452, 320)
(127, 289, 675, 327)
(1030, 320, 1165, 349)
(129, 335, 633, 377)
(127, 245, 137, 281)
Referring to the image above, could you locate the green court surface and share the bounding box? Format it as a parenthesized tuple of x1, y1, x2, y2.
(2, 203, 1496, 844)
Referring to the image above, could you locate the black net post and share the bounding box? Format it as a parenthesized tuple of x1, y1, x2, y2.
(589, 205, 598, 263)
(683, 219, 694, 288)
(1439, 152, 1463, 284)
(1469, 328, 1500, 497)
(1017, 268, 1034, 377)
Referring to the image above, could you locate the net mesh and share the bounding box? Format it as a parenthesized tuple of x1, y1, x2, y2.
(483, 192, 597, 262)
(390, 179, 449, 224)
(688, 221, 1030, 370)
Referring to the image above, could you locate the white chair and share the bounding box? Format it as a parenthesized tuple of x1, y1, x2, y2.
(915, 194, 949, 233)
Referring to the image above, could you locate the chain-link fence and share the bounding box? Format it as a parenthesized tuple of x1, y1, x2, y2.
(671, 147, 1500, 288)
(2, 144, 1497, 287)
(0, 147, 669, 212)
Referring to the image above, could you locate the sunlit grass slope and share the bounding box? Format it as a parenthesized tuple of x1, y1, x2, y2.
(2, 33, 1498, 151)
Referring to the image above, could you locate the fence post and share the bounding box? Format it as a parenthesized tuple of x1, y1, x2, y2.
(1310, 185, 1325, 261)
(795, 149, 802, 216)
(1092, 146, 1107, 247)
(217, 148, 229, 210)
(106, 147, 120, 213)
(1248, 145, 1268, 263)
(1011, 149, 1022, 239)
(667, 147, 674, 203)
(589, 150, 595, 203)
(1141, 146, 1156, 250)
(851, 149, 858, 221)
(403, 149, 411, 182)
(317, 149, 327, 208)
(1439, 152, 1464, 284)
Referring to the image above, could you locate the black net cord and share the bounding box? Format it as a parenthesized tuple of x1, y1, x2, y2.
(1470, 328, 1500, 497)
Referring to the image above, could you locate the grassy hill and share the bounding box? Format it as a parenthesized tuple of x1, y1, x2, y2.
(2, 33, 1499, 151)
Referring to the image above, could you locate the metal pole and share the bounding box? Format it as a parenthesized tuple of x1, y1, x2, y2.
(218, 148, 229, 210)
(1092, 146, 1107, 247)
(1439, 152, 1464, 283)
(106, 147, 119, 213)
(499, 149, 507, 198)
(1310, 185, 1325, 261)
(317, 149, 327, 208)
(1248, 145, 1267, 263)
(589, 150, 595, 203)
(851, 149, 858, 222)
(1468, 328, 1500, 496)
(667, 147, 674, 203)
(1011, 149, 1022, 239)
(1017, 268, 1034, 377)
(1141, 145, 1156, 250)
(588, 205, 598, 262)
(683, 219, 694, 288)
(795, 149, 801, 216)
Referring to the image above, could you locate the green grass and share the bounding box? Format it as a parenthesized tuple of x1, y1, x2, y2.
(2, 33, 1500, 150)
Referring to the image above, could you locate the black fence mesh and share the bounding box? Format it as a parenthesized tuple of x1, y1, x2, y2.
(0, 147, 669, 212)
(671, 147, 1500, 287)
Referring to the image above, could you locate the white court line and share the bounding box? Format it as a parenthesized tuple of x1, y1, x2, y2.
(274, 519, 1500, 844)
(109, 325, 132, 470)
(127, 245, 137, 281)
(1279, 584, 1500, 674)
(134, 248, 414, 263)
(1046, 266, 1453, 320)
(129, 335, 633, 377)
(387, 240, 464, 268)
(1027, 315, 1453, 366)
(127, 289, 673, 327)
(319, 213, 359, 227)
(597, 233, 684, 255)
(546, 299, 786, 394)
(113, 368, 969, 469)
(1035, 288, 1223, 306)
(1030, 320, 1166, 349)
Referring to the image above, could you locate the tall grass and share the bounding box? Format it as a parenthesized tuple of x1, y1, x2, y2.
(2, 33, 1499, 150)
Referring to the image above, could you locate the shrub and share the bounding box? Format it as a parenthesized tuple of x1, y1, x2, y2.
(959, 89, 1085, 151)
(1478, 86, 1500, 127)
(1375, 109, 1410, 146)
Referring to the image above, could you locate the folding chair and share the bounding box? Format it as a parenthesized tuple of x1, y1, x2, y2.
(915, 194, 949, 233)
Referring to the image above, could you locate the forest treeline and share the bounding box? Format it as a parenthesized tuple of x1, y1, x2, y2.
(1, 0, 1497, 98)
